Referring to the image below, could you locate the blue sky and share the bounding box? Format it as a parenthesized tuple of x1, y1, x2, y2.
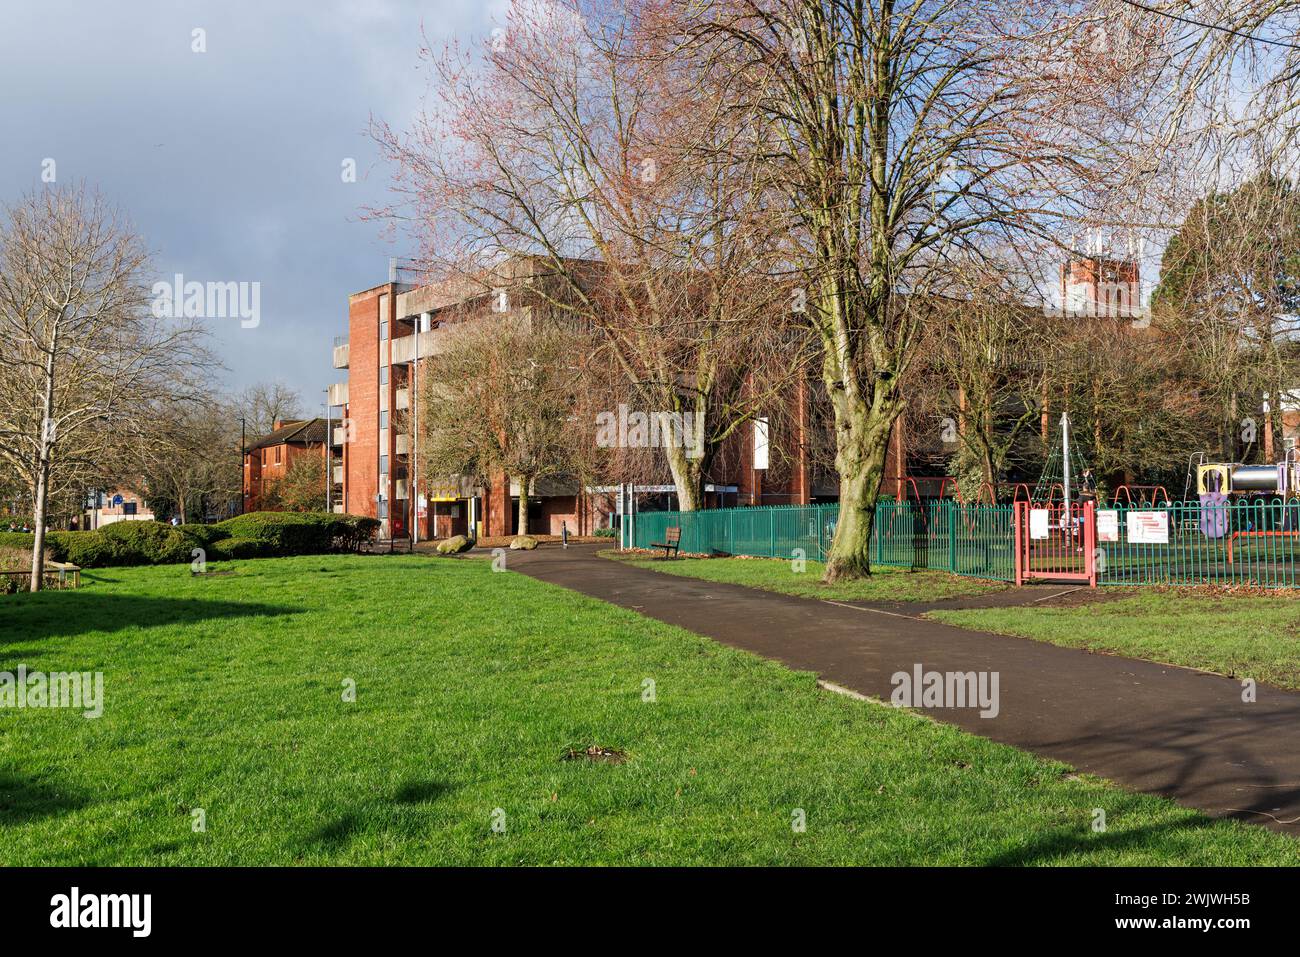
(0, 0, 508, 411)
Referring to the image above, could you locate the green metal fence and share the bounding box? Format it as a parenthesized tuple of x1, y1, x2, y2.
(1097, 499, 1300, 588)
(624, 498, 1300, 588)
(627, 500, 1015, 581)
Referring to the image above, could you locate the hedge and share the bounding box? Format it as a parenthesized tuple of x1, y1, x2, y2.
(0, 512, 379, 570)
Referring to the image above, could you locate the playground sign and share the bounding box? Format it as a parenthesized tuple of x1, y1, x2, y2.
(1097, 510, 1119, 542)
(1029, 508, 1050, 539)
(1126, 510, 1168, 544)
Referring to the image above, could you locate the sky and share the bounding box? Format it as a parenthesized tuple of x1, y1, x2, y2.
(0, 0, 509, 414)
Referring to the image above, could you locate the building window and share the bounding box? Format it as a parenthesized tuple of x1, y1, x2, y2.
(379, 320, 388, 341)
(379, 455, 389, 475)
(378, 498, 388, 519)
(380, 365, 389, 385)
(275, 446, 281, 464)
(378, 411, 388, 430)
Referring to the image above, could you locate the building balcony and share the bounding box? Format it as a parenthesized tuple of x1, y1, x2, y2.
(395, 433, 410, 456)
(327, 381, 348, 406)
(394, 478, 409, 500)
(332, 342, 349, 369)
(332, 426, 348, 446)
(395, 387, 409, 411)
(332, 465, 343, 485)
(332, 503, 344, 514)
(389, 328, 449, 365)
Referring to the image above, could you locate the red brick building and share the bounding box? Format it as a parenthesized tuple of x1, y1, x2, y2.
(329, 262, 923, 540)
(243, 418, 330, 512)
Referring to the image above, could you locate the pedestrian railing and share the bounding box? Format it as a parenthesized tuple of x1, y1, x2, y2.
(623, 497, 1300, 588)
(625, 500, 1015, 581)
(1095, 499, 1300, 588)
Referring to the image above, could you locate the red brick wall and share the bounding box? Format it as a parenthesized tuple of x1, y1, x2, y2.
(243, 442, 325, 511)
(486, 472, 511, 537)
(344, 286, 395, 522)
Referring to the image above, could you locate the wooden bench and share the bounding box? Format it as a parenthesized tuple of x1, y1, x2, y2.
(649, 526, 681, 558)
(45, 561, 81, 587)
(1226, 529, 1300, 565)
(0, 563, 81, 588)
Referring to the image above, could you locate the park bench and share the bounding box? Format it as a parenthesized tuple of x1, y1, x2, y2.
(45, 561, 81, 587)
(1226, 529, 1300, 565)
(650, 526, 681, 559)
(0, 562, 81, 589)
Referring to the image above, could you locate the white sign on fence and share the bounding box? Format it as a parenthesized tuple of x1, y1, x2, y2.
(1029, 508, 1050, 540)
(1126, 510, 1168, 544)
(1097, 510, 1119, 543)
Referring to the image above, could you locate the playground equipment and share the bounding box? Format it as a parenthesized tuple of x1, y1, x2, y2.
(1185, 449, 1300, 540)
(1187, 449, 1300, 499)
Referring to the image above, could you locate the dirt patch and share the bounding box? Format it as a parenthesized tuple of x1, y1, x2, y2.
(561, 745, 627, 764)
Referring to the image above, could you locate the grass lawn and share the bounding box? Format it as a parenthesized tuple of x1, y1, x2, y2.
(604, 549, 1007, 603)
(933, 590, 1300, 692)
(1, 555, 1295, 865)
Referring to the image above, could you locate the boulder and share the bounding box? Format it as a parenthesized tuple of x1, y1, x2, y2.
(435, 535, 473, 555)
(509, 535, 539, 550)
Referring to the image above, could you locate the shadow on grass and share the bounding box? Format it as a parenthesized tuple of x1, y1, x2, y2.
(302, 779, 456, 852)
(0, 593, 300, 645)
(0, 771, 88, 825)
(393, 779, 455, 804)
(982, 815, 1232, 866)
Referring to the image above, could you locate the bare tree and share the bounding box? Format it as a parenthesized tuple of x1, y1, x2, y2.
(415, 316, 588, 536)
(928, 264, 1045, 499)
(238, 381, 304, 437)
(133, 395, 242, 523)
(668, 0, 1158, 578)
(371, 0, 803, 511)
(0, 186, 206, 590)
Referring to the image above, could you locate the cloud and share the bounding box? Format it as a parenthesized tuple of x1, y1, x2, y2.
(0, 0, 500, 404)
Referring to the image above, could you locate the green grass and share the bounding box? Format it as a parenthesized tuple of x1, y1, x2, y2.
(1, 555, 1295, 865)
(604, 550, 1007, 603)
(934, 590, 1300, 692)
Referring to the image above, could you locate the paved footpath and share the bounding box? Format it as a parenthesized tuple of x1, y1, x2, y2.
(504, 544, 1300, 836)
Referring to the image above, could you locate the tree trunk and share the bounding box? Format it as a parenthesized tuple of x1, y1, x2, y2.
(29, 457, 50, 592)
(30, 338, 58, 593)
(663, 442, 703, 511)
(823, 390, 900, 582)
(516, 474, 531, 536)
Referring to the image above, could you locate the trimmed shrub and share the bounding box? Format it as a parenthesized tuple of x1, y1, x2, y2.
(97, 521, 191, 565)
(215, 511, 377, 556)
(50, 531, 115, 568)
(593, 527, 617, 538)
(176, 524, 227, 549)
(208, 537, 274, 560)
(0, 512, 378, 570)
(331, 514, 380, 552)
(0, 531, 36, 552)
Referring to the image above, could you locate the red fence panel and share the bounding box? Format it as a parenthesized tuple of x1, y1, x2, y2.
(1015, 501, 1096, 585)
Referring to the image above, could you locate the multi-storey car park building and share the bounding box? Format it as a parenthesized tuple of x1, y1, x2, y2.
(331, 255, 1165, 540)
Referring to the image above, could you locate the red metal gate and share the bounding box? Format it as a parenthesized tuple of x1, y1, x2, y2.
(1014, 501, 1096, 586)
